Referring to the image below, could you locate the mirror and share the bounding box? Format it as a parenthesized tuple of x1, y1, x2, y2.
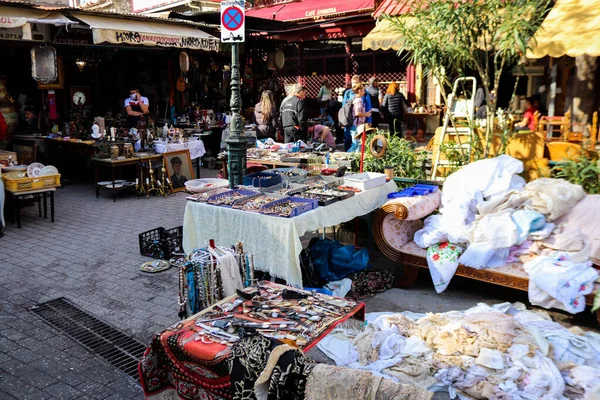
(31, 46, 57, 83)
(370, 134, 388, 158)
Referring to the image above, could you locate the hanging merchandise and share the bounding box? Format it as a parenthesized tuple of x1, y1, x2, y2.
(47, 90, 58, 120)
(174, 241, 251, 317)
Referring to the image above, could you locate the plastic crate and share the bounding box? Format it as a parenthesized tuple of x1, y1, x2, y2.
(138, 226, 183, 260)
(206, 189, 260, 207)
(260, 196, 318, 217)
(2, 172, 61, 192)
(243, 172, 282, 188)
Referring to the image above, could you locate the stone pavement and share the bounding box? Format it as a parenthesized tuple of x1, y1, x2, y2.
(1, 174, 597, 399)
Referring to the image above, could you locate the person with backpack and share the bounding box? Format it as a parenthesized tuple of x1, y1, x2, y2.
(280, 84, 308, 143)
(382, 82, 408, 137)
(339, 83, 371, 151)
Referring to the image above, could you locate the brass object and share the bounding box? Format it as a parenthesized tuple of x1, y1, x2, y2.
(123, 143, 133, 158)
(110, 145, 119, 159)
(369, 134, 388, 158)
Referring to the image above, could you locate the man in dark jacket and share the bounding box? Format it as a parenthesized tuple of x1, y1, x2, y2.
(280, 84, 308, 143)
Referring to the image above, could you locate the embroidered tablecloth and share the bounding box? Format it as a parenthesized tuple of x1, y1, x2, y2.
(183, 180, 397, 286)
(155, 140, 206, 160)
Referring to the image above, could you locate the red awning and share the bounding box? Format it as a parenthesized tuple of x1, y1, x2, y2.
(373, 0, 413, 18)
(246, 0, 374, 22)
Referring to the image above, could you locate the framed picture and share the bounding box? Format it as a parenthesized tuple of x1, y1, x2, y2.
(163, 150, 194, 193)
(13, 140, 38, 165)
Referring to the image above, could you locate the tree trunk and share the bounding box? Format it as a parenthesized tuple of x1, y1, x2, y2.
(572, 55, 598, 125)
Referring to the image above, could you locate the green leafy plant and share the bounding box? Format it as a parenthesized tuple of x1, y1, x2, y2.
(552, 152, 600, 194)
(385, 0, 551, 160)
(351, 130, 427, 179)
(593, 292, 600, 313)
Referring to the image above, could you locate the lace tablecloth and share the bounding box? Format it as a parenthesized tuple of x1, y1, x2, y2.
(154, 140, 206, 160)
(183, 180, 397, 286)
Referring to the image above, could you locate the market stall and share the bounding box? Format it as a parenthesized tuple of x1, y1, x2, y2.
(183, 176, 396, 286)
(374, 155, 600, 321)
(139, 282, 366, 399)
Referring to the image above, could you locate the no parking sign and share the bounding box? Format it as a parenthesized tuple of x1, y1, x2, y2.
(221, 0, 245, 43)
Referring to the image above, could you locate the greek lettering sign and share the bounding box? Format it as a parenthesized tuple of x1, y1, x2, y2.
(93, 29, 220, 51)
(221, 0, 245, 43)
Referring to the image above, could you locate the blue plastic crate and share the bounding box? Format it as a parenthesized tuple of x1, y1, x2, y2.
(260, 196, 318, 218)
(243, 172, 283, 188)
(206, 189, 260, 207)
(388, 184, 439, 199)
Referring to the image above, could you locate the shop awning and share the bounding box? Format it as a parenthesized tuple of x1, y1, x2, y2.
(246, 0, 374, 22)
(528, 0, 600, 59)
(72, 13, 219, 51)
(0, 6, 74, 28)
(362, 18, 409, 51)
(0, 5, 74, 41)
(372, 0, 413, 18)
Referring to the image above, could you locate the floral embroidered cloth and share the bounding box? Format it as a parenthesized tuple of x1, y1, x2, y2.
(426, 242, 463, 293)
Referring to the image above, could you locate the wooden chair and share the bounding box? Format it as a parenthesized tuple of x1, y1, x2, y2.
(538, 112, 570, 141)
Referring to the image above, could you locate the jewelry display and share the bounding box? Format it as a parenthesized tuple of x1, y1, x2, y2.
(182, 281, 363, 350)
(231, 195, 278, 212)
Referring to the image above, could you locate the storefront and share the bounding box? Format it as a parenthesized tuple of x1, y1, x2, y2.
(0, 3, 221, 145)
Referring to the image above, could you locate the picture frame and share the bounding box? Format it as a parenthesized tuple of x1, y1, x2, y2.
(163, 150, 194, 193)
(13, 140, 38, 165)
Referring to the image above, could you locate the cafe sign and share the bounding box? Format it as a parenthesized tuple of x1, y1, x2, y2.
(0, 22, 49, 42)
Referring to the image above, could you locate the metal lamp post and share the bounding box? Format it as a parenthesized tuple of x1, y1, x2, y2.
(226, 43, 248, 188)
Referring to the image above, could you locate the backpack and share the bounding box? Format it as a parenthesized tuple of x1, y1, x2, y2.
(338, 101, 355, 128)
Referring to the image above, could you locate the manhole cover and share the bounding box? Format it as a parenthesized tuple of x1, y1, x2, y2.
(30, 298, 147, 381)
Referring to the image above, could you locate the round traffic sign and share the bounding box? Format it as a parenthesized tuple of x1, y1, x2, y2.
(221, 7, 244, 31)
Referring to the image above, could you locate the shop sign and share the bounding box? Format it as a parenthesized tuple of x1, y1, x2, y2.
(53, 27, 93, 45)
(0, 23, 49, 42)
(304, 7, 337, 18)
(96, 29, 220, 51)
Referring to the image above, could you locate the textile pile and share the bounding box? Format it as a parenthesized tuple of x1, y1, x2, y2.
(414, 155, 599, 313)
(317, 303, 600, 400)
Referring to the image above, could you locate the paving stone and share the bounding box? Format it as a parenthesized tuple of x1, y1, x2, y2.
(18, 369, 60, 389)
(44, 381, 83, 400)
(9, 347, 42, 363)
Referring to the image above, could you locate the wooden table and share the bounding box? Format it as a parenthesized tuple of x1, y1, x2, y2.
(92, 154, 162, 202)
(5, 187, 56, 228)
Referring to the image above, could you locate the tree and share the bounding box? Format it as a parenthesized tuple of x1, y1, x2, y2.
(384, 0, 551, 158)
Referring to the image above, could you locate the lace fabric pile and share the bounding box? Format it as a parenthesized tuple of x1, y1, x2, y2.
(413, 155, 597, 313)
(317, 303, 600, 400)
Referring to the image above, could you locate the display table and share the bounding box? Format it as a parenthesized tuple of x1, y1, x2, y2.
(183, 180, 397, 286)
(5, 187, 55, 228)
(92, 154, 162, 202)
(139, 282, 365, 399)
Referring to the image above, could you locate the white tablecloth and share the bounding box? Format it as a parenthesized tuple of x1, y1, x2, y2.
(183, 180, 397, 286)
(155, 141, 206, 160)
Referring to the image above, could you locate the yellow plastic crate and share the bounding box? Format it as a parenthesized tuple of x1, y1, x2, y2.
(2, 172, 61, 192)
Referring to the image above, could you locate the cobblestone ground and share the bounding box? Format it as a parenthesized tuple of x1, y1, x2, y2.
(1, 176, 597, 399)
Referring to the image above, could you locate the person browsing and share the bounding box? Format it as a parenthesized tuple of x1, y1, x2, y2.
(280, 84, 308, 143)
(309, 124, 336, 149)
(124, 88, 149, 128)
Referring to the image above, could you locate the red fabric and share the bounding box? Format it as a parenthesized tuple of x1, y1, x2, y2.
(246, 0, 374, 22)
(0, 112, 7, 142)
(524, 106, 537, 131)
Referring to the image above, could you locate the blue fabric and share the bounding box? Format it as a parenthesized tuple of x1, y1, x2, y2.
(363, 93, 373, 124)
(342, 89, 355, 106)
(303, 287, 333, 296)
(344, 126, 353, 151)
(512, 210, 546, 244)
(309, 239, 370, 282)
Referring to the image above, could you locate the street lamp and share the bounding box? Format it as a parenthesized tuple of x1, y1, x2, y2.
(226, 42, 248, 188)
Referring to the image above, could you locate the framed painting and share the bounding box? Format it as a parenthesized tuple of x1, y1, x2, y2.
(163, 150, 194, 193)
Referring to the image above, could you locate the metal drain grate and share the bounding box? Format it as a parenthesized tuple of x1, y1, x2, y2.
(30, 298, 147, 382)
